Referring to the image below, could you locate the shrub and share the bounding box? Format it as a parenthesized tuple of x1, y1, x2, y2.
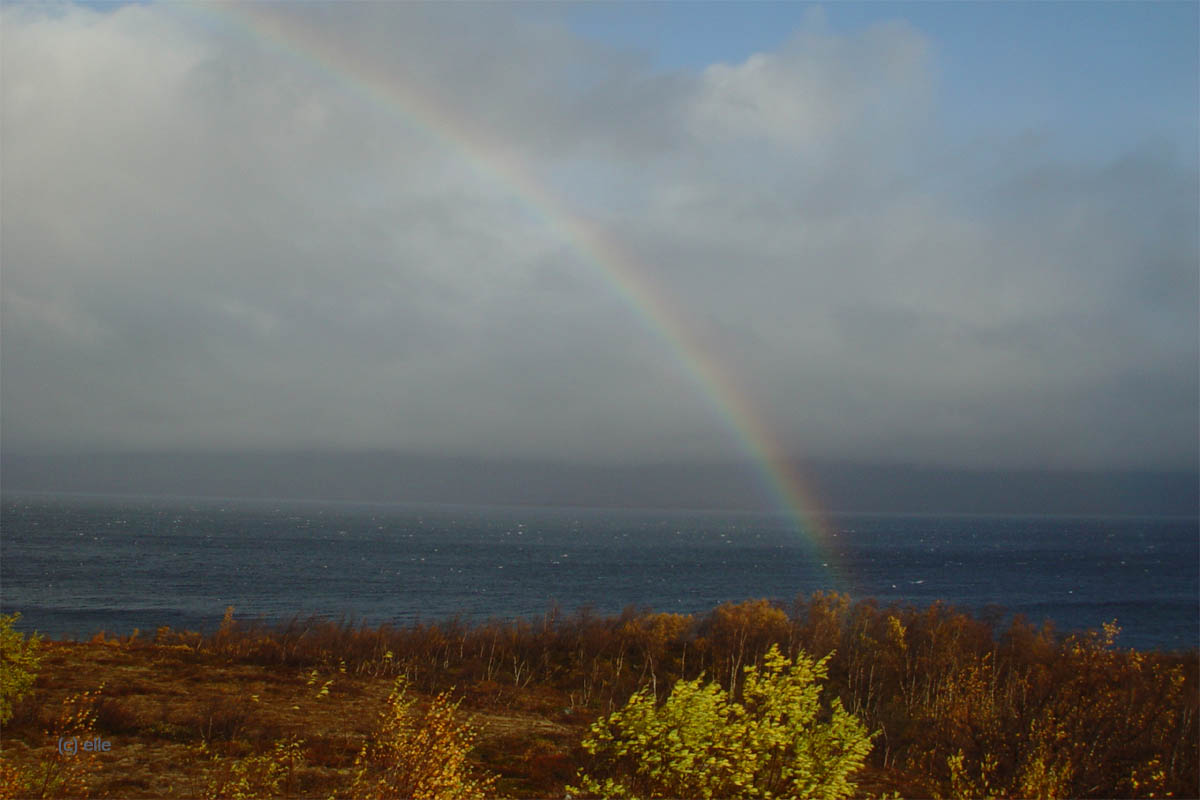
(0, 613, 42, 724)
(570, 643, 874, 799)
(345, 678, 497, 800)
(0, 688, 102, 799)
(200, 738, 305, 800)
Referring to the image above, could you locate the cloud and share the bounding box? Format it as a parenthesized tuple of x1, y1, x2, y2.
(1, 3, 1195, 471)
(690, 12, 930, 158)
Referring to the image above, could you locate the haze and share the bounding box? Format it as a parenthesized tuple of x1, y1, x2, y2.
(2, 2, 1197, 514)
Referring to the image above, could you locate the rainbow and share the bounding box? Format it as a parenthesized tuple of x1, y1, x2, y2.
(173, 3, 844, 584)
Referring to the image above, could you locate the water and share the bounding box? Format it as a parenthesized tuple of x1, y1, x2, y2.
(2, 493, 1196, 651)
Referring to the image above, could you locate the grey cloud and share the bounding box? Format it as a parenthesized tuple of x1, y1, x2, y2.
(1, 3, 1195, 474)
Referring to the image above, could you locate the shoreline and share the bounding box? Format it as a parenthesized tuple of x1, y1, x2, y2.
(9, 595, 1198, 656)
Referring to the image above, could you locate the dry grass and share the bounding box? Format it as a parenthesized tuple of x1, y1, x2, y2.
(0, 640, 578, 798)
(1, 598, 1196, 798)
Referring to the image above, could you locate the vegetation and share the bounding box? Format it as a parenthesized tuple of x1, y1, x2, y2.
(345, 678, 496, 800)
(198, 737, 304, 800)
(570, 644, 873, 799)
(0, 595, 1195, 798)
(1, 613, 42, 724)
(1, 687, 101, 799)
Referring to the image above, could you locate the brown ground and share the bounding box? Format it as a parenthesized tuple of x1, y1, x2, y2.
(1, 639, 585, 798)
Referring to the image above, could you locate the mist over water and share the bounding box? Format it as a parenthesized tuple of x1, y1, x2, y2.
(3, 494, 1195, 652)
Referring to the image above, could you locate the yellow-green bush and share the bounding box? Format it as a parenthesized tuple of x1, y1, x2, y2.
(571, 643, 874, 799)
(0, 613, 42, 724)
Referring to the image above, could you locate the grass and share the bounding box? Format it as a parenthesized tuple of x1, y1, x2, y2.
(1, 596, 1196, 798)
(1, 637, 577, 798)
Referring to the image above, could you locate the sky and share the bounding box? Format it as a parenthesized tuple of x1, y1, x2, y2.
(2, 2, 1197, 486)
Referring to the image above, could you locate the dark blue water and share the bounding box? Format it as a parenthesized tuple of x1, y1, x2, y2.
(2, 494, 1196, 651)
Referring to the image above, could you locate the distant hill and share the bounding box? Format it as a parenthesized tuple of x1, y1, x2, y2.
(3, 451, 1196, 516)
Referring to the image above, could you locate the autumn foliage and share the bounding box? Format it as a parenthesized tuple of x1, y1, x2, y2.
(344, 678, 497, 800)
(1, 595, 1196, 798)
(154, 594, 1198, 797)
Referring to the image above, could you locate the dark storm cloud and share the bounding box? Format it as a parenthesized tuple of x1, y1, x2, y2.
(1, 3, 1196, 472)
